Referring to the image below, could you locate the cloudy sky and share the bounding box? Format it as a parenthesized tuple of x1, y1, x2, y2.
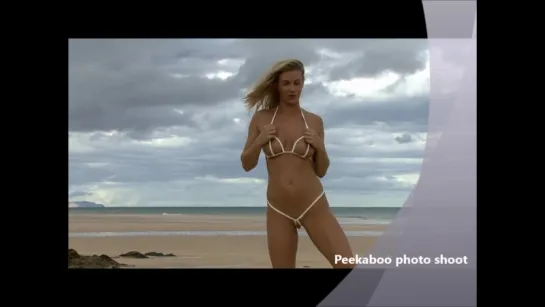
(68, 39, 430, 207)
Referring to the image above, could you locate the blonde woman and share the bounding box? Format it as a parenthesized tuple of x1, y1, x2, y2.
(240, 59, 355, 268)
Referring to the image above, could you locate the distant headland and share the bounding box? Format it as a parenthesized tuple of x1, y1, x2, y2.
(69, 201, 105, 208)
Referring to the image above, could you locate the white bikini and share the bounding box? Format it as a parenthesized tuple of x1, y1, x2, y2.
(264, 107, 325, 228)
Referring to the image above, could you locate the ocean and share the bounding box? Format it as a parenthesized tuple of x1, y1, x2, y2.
(69, 206, 400, 238)
(69, 206, 399, 222)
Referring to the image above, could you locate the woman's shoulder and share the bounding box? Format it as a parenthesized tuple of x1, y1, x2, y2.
(251, 108, 275, 124)
(302, 109, 323, 124)
(255, 108, 275, 116)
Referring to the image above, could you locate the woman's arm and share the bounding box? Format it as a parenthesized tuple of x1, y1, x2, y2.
(312, 117, 330, 178)
(240, 113, 263, 172)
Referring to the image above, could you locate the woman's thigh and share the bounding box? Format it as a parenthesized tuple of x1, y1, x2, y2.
(266, 206, 299, 268)
(301, 196, 355, 268)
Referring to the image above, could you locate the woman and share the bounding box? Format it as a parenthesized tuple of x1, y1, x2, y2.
(240, 59, 355, 268)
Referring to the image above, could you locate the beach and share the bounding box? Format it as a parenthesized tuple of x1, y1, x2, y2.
(68, 213, 386, 268)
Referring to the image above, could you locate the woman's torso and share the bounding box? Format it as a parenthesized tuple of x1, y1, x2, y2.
(260, 108, 324, 214)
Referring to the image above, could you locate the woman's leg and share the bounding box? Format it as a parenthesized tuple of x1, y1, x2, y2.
(266, 205, 299, 268)
(301, 196, 355, 268)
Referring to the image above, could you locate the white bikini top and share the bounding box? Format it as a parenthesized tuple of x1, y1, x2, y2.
(265, 107, 311, 160)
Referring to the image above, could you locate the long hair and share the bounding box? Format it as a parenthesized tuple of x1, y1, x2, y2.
(243, 59, 305, 112)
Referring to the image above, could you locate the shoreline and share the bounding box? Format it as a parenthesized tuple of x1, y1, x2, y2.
(68, 213, 384, 268)
(69, 235, 379, 268)
(69, 213, 388, 232)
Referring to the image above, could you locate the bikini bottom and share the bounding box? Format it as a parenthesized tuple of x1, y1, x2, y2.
(266, 191, 325, 229)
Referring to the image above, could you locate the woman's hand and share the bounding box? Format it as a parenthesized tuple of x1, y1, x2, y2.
(304, 128, 325, 151)
(257, 124, 277, 145)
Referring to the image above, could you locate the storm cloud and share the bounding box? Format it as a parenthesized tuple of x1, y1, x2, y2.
(69, 39, 431, 207)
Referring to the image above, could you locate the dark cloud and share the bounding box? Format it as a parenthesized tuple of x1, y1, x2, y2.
(69, 129, 422, 187)
(68, 39, 430, 207)
(327, 39, 428, 80)
(321, 96, 429, 132)
(69, 191, 93, 198)
(69, 39, 247, 134)
(69, 39, 427, 135)
(69, 67, 241, 133)
(231, 39, 323, 87)
(395, 133, 414, 144)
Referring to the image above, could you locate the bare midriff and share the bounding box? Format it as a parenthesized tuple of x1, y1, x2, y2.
(266, 154, 324, 217)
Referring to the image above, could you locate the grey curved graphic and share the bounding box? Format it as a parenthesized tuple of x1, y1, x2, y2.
(319, 1, 477, 306)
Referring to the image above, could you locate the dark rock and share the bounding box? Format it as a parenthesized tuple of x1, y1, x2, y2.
(144, 252, 162, 257)
(68, 249, 80, 260)
(120, 251, 148, 259)
(68, 249, 127, 268)
(144, 252, 176, 257)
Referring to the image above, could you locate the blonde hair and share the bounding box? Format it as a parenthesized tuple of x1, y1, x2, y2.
(243, 59, 305, 111)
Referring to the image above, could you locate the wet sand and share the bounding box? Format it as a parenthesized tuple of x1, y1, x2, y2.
(68, 213, 383, 268)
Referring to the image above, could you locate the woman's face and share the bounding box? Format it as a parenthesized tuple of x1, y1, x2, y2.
(277, 70, 303, 105)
